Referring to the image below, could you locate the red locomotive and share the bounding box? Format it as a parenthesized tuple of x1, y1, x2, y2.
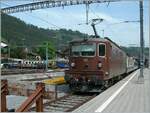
(65, 37, 137, 92)
(65, 19, 137, 92)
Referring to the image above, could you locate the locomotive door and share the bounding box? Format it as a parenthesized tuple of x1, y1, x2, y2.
(98, 42, 109, 78)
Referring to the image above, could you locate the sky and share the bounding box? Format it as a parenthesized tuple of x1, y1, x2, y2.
(1, 0, 149, 47)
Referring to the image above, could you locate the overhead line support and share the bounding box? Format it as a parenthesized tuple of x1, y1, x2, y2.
(1, 0, 120, 14)
(139, 0, 144, 78)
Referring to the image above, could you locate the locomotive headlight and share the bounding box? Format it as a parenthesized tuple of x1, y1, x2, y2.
(105, 72, 109, 75)
(75, 78, 79, 82)
(97, 63, 102, 68)
(88, 79, 91, 82)
(71, 62, 75, 67)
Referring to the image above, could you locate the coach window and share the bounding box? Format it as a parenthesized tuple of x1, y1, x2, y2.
(99, 44, 106, 56)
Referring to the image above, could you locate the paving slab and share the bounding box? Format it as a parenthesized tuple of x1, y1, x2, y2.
(73, 69, 150, 113)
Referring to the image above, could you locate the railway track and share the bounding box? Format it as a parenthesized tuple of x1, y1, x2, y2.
(30, 94, 96, 112)
(35, 70, 136, 112)
(1, 69, 45, 75)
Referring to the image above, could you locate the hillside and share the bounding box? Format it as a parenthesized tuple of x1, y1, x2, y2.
(121, 46, 149, 58)
(1, 13, 86, 48)
(1, 13, 149, 58)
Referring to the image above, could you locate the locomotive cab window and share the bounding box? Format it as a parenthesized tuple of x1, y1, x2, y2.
(99, 44, 106, 56)
(71, 43, 96, 57)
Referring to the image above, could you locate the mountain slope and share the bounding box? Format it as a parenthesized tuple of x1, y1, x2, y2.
(1, 13, 149, 58)
(1, 13, 86, 48)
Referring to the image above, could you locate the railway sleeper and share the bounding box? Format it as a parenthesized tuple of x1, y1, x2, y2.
(59, 100, 82, 104)
(44, 107, 69, 111)
(66, 95, 90, 99)
(64, 97, 86, 100)
(69, 95, 91, 98)
(44, 106, 68, 111)
(51, 103, 74, 108)
(56, 101, 78, 105)
(67, 96, 92, 100)
(66, 95, 87, 98)
(49, 103, 74, 108)
(68, 96, 92, 99)
(63, 98, 86, 102)
(44, 108, 67, 112)
(66, 97, 88, 101)
(44, 106, 65, 110)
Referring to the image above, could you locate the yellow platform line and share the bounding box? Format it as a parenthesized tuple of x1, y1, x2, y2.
(42, 76, 66, 85)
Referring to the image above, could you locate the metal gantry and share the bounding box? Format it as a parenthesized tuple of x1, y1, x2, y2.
(1, 0, 120, 14)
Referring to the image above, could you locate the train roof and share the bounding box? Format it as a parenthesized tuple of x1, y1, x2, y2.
(70, 37, 107, 43)
(70, 37, 119, 46)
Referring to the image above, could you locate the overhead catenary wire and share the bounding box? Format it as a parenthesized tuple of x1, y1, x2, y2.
(26, 13, 62, 29)
(1, 2, 63, 29)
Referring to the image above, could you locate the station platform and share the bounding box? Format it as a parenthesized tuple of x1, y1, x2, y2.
(73, 69, 150, 113)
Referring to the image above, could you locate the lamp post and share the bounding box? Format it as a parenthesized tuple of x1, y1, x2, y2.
(7, 39, 10, 58)
(45, 43, 48, 71)
(8, 46, 10, 58)
(149, 0, 150, 69)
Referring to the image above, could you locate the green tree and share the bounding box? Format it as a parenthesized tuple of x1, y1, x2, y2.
(10, 46, 27, 59)
(35, 41, 56, 60)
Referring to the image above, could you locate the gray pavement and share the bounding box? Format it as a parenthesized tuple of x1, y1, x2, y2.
(73, 69, 150, 113)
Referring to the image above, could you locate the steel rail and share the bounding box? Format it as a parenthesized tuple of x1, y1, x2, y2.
(29, 93, 96, 112)
(65, 94, 96, 112)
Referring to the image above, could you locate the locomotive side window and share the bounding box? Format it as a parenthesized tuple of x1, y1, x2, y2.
(99, 44, 106, 56)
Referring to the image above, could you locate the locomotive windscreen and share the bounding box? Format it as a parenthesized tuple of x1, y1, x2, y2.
(71, 43, 96, 57)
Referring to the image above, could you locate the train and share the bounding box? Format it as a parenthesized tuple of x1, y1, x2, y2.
(1, 58, 69, 69)
(1, 58, 45, 69)
(65, 37, 138, 92)
(56, 58, 69, 68)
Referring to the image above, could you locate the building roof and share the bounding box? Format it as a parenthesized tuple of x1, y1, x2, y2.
(1, 42, 8, 48)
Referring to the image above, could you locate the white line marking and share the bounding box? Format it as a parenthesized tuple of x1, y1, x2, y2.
(95, 70, 138, 113)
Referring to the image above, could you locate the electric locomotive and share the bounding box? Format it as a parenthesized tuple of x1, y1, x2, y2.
(65, 37, 128, 92)
(65, 19, 137, 92)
